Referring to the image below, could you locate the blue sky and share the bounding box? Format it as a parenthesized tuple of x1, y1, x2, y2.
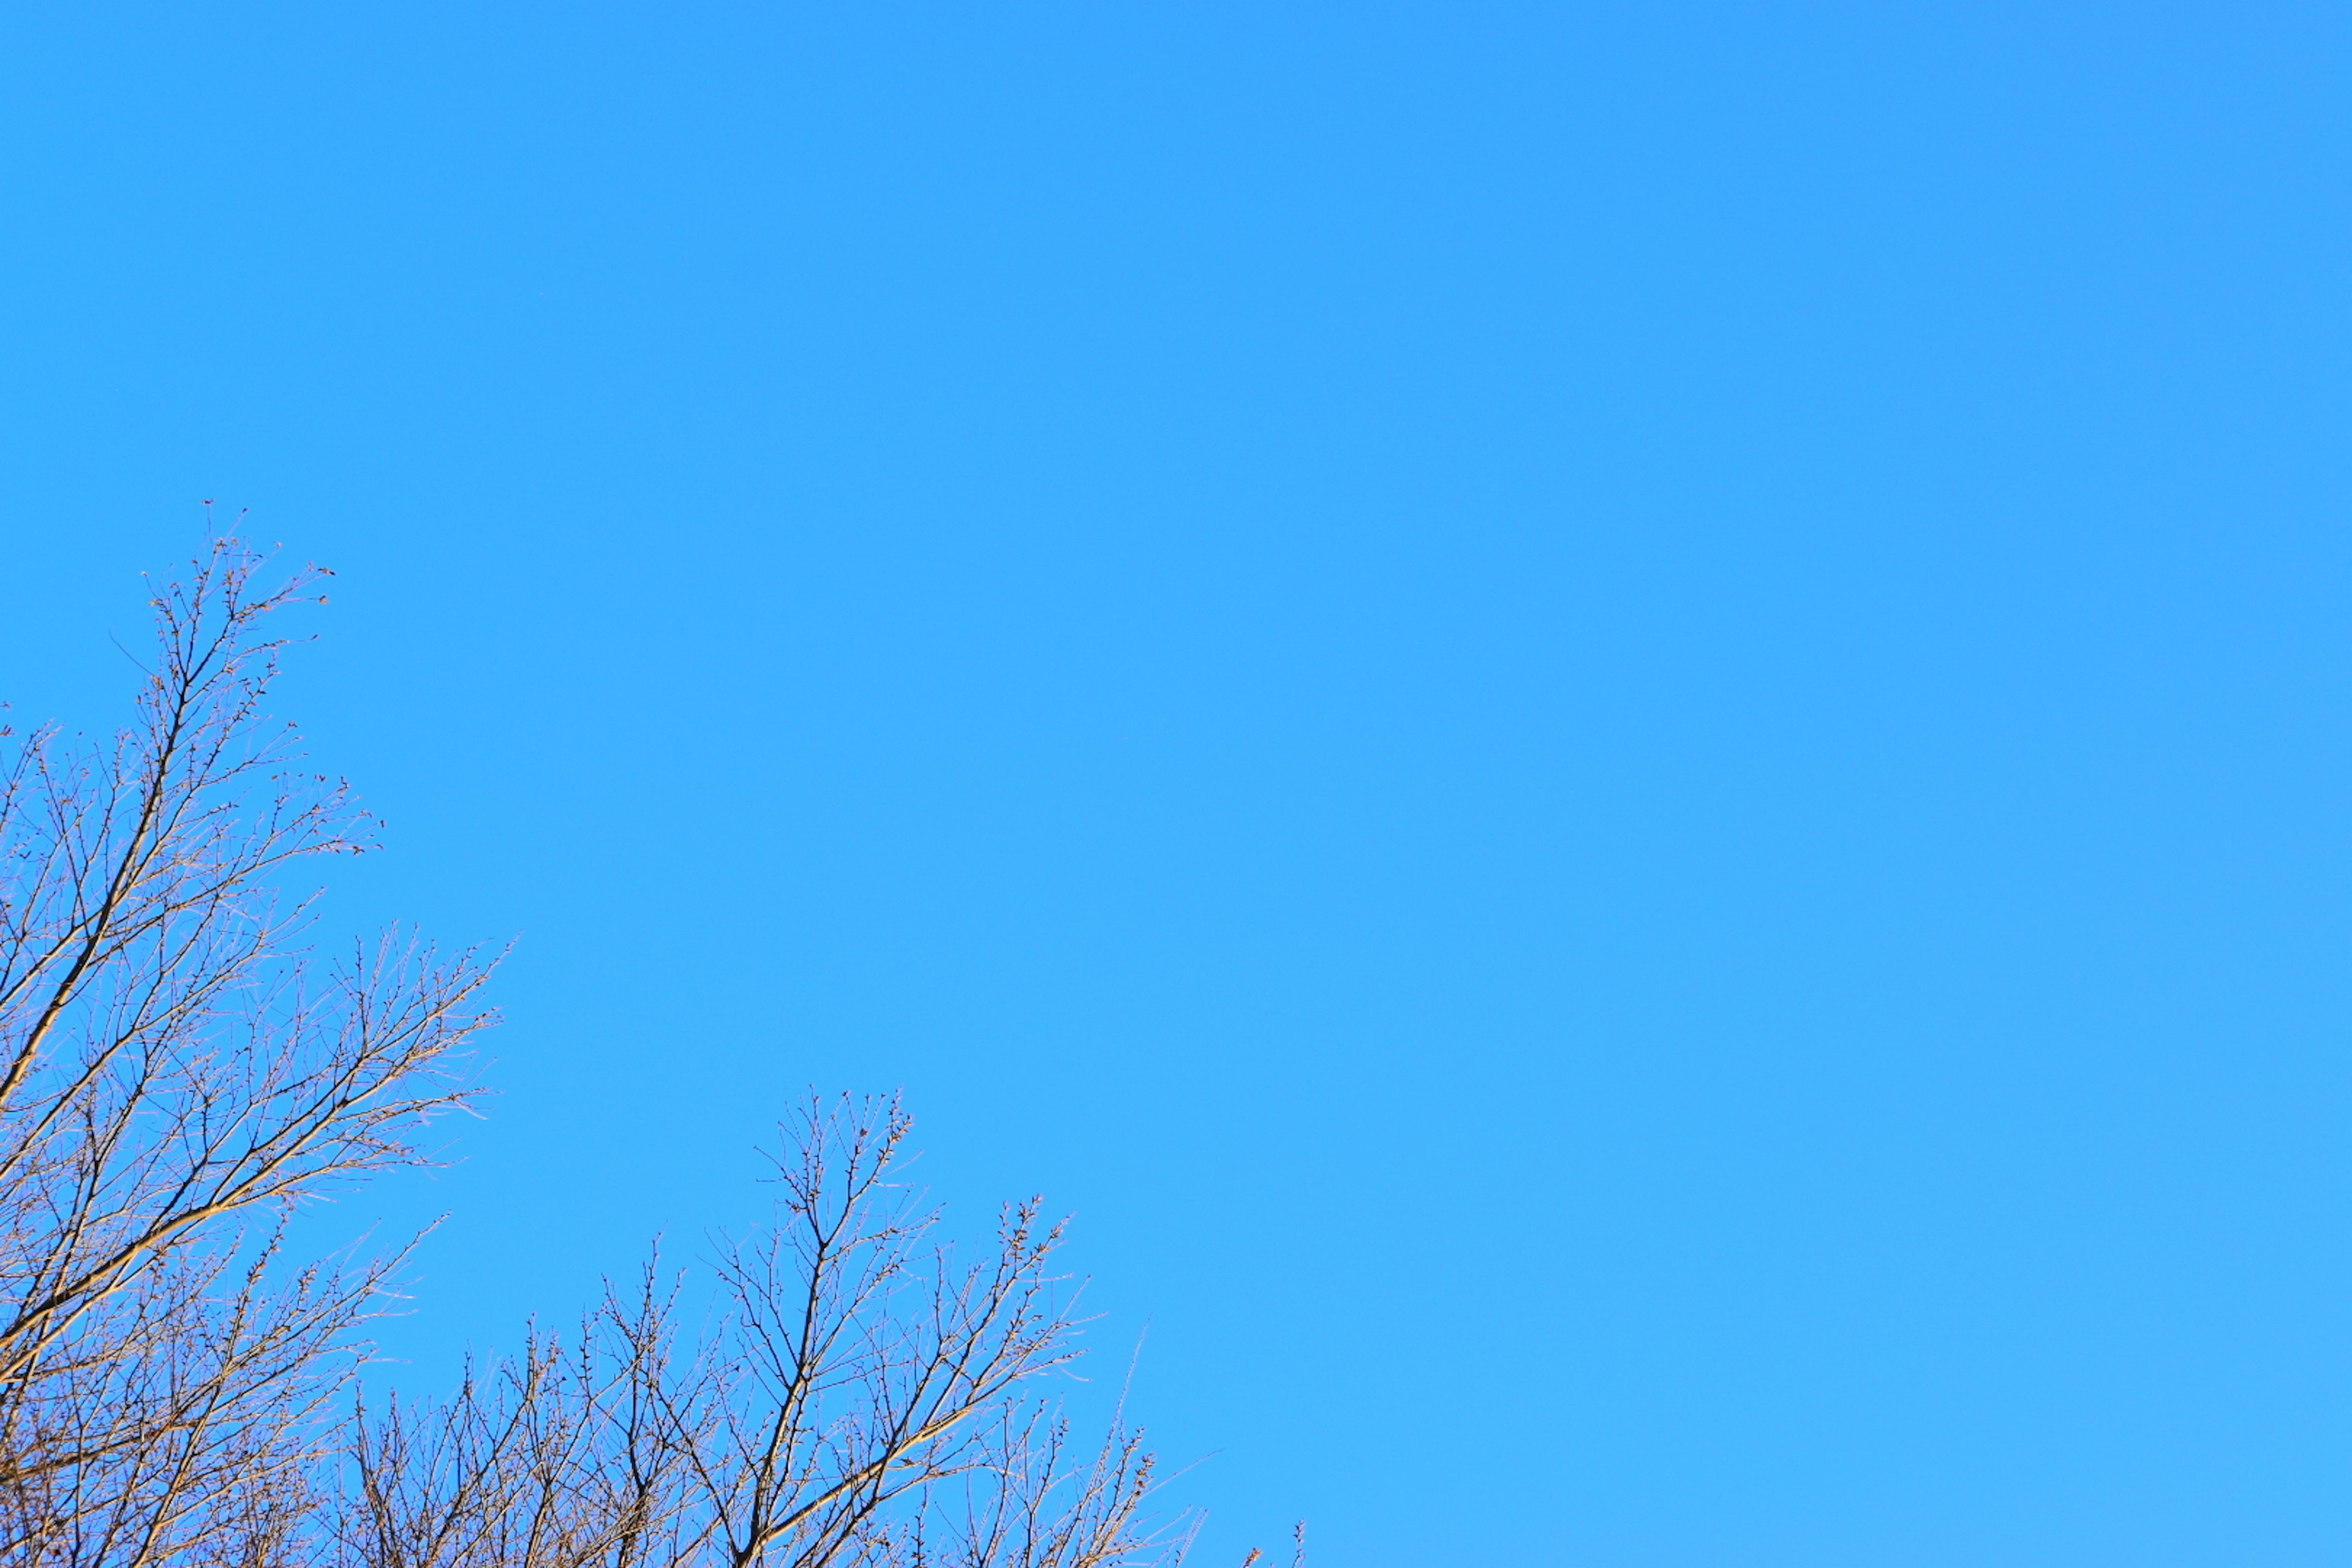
(6, 4, 2352, 1562)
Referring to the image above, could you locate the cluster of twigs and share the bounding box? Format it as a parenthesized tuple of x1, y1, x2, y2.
(328, 1097, 1183, 1568)
(0, 536, 1272, 1568)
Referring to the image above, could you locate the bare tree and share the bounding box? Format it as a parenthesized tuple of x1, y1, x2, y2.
(333, 1097, 1205, 1568)
(0, 532, 493, 1566)
(0, 534, 1288, 1568)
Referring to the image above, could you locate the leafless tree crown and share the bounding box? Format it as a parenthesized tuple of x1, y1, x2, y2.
(0, 537, 1287, 1568)
(0, 536, 491, 1566)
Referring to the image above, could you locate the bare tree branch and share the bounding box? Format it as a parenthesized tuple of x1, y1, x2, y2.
(0, 535, 492, 1567)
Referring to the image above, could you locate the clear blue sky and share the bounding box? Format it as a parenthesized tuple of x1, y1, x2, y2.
(6, 4, 2351, 1562)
